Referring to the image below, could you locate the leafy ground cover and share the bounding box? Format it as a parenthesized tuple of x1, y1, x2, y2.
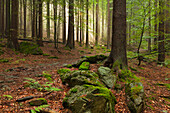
(0, 42, 169, 113)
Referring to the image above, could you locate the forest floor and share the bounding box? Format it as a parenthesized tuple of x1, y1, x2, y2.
(0, 42, 169, 113)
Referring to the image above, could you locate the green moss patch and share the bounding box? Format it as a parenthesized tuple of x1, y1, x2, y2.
(20, 42, 43, 55)
(48, 56, 59, 59)
(0, 58, 9, 63)
(79, 62, 90, 70)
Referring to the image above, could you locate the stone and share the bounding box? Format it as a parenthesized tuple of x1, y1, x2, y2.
(98, 66, 116, 88)
(125, 82, 145, 113)
(63, 85, 116, 113)
(72, 58, 88, 67)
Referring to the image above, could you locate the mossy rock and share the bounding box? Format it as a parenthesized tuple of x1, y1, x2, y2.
(86, 54, 107, 63)
(20, 42, 43, 55)
(125, 82, 145, 113)
(59, 70, 103, 88)
(79, 62, 90, 70)
(98, 66, 116, 88)
(57, 68, 71, 75)
(63, 85, 117, 113)
(63, 64, 73, 68)
(72, 58, 88, 67)
(29, 98, 47, 106)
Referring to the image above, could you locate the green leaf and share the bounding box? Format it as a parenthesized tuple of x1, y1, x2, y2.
(34, 107, 40, 112)
(31, 109, 36, 113)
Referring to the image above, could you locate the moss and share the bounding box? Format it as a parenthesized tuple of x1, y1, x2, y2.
(70, 88, 78, 93)
(79, 62, 90, 70)
(57, 68, 71, 75)
(66, 64, 72, 68)
(20, 42, 43, 55)
(43, 53, 50, 56)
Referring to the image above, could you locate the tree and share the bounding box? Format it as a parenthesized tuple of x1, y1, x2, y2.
(66, 0, 74, 49)
(20, 0, 23, 35)
(0, 0, 4, 39)
(158, 0, 165, 63)
(95, 0, 99, 46)
(86, 0, 89, 48)
(104, 0, 127, 69)
(154, 0, 158, 51)
(11, 0, 20, 50)
(148, 0, 151, 52)
(63, 0, 66, 44)
(46, 0, 50, 39)
(37, 0, 43, 46)
(107, 0, 111, 49)
(76, 0, 79, 42)
(32, 0, 36, 39)
(54, 0, 57, 48)
(23, 0, 27, 38)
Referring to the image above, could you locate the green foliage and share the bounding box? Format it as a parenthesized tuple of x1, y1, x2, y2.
(31, 105, 50, 113)
(42, 71, 52, 81)
(20, 42, 43, 55)
(79, 62, 90, 70)
(65, 64, 72, 68)
(48, 56, 58, 59)
(43, 53, 50, 56)
(131, 86, 143, 95)
(0, 58, 9, 63)
(165, 60, 170, 68)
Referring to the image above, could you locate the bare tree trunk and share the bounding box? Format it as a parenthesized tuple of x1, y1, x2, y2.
(53, 0, 57, 48)
(23, 0, 27, 38)
(66, 0, 74, 49)
(95, 0, 99, 46)
(101, 0, 104, 41)
(104, 0, 127, 69)
(11, 0, 19, 50)
(86, 0, 89, 48)
(148, 0, 151, 52)
(62, 0, 66, 44)
(107, 0, 111, 49)
(32, 0, 36, 39)
(154, 0, 158, 51)
(20, 0, 23, 36)
(47, 0, 50, 39)
(57, 6, 61, 48)
(158, 0, 165, 63)
(93, 0, 95, 42)
(76, 1, 79, 42)
(37, 0, 43, 46)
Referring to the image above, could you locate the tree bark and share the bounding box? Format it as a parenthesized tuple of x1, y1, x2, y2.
(53, 0, 57, 48)
(47, 0, 50, 39)
(32, 0, 36, 39)
(62, 0, 66, 44)
(154, 0, 158, 51)
(148, 0, 151, 52)
(107, 0, 111, 49)
(86, 0, 89, 48)
(66, 0, 74, 49)
(104, 0, 127, 69)
(23, 0, 27, 38)
(158, 0, 165, 63)
(95, 0, 99, 46)
(11, 0, 19, 50)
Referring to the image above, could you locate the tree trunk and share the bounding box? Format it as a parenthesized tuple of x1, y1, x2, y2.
(76, 1, 79, 42)
(54, 0, 57, 48)
(62, 0, 66, 44)
(0, 0, 2, 38)
(148, 0, 151, 52)
(158, 0, 165, 63)
(154, 0, 158, 51)
(93, 0, 95, 43)
(20, 0, 23, 36)
(32, 0, 36, 39)
(37, 0, 43, 46)
(23, 0, 27, 38)
(101, 0, 104, 41)
(57, 6, 61, 48)
(95, 0, 99, 46)
(11, 0, 19, 50)
(86, 0, 89, 48)
(66, 0, 74, 49)
(107, 0, 111, 49)
(6, 0, 12, 47)
(47, 0, 50, 39)
(104, 0, 127, 69)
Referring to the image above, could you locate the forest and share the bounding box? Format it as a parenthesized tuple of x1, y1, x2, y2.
(0, 0, 169, 112)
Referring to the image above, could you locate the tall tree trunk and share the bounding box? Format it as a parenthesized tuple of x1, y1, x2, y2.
(37, 0, 43, 46)
(93, 0, 95, 43)
(102, 0, 104, 41)
(154, 0, 158, 51)
(11, 0, 19, 50)
(104, 0, 127, 69)
(66, 0, 74, 49)
(23, 0, 27, 38)
(53, 0, 57, 48)
(57, 6, 61, 48)
(47, 0, 50, 39)
(76, 1, 79, 42)
(86, 0, 89, 48)
(165, 0, 170, 34)
(62, 0, 66, 44)
(158, 0, 165, 63)
(95, 0, 99, 46)
(6, 0, 12, 47)
(107, 0, 111, 49)
(148, 0, 151, 52)
(20, 0, 23, 36)
(0, 0, 2, 38)
(32, 0, 36, 39)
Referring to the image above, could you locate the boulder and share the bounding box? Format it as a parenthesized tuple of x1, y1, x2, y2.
(60, 70, 103, 88)
(98, 66, 116, 88)
(125, 82, 144, 113)
(72, 58, 88, 67)
(63, 85, 117, 113)
(86, 55, 107, 63)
